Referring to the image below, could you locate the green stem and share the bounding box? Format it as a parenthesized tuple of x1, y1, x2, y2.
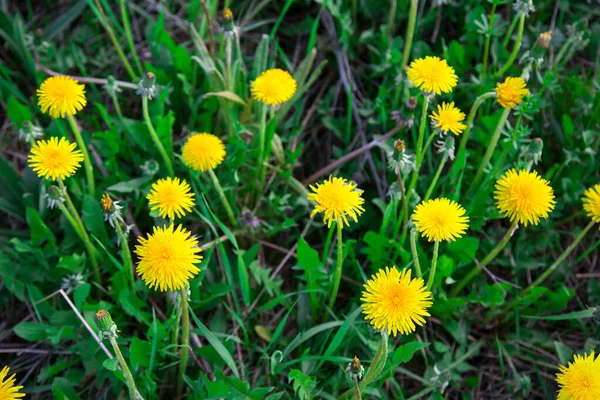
(480, 2, 497, 83)
(109, 337, 139, 400)
(57, 203, 86, 244)
(553, 36, 577, 67)
(502, 12, 519, 48)
(450, 220, 518, 296)
(352, 377, 362, 400)
(526, 221, 596, 290)
(410, 229, 422, 278)
(256, 104, 269, 190)
(57, 179, 101, 287)
(111, 93, 126, 126)
(327, 220, 344, 310)
(406, 95, 430, 202)
(115, 222, 135, 292)
(66, 114, 95, 197)
(386, 0, 397, 37)
(398, 172, 409, 234)
(208, 169, 237, 227)
(495, 13, 525, 77)
(468, 107, 511, 194)
(400, 0, 418, 71)
(119, 0, 143, 77)
(93, 0, 137, 81)
(176, 288, 190, 398)
(426, 240, 439, 290)
(455, 92, 496, 161)
(423, 154, 448, 202)
(141, 96, 174, 177)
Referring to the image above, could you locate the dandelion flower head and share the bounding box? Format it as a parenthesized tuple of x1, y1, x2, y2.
(251, 69, 297, 106)
(0, 366, 25, 399)
(147, 177, 195, 220)
(556, 351, 600, 400)
(583, 184, 600, 225)
(28, 137, 84, 180)
(496, 77, 529, 109)
(135, 224, 202, 291)
(307, 176, 365, 229)
(412, 198, 469, 242)
(430, 102, 466, 135)
(37, 76, 87, 118)
(361, 267, 432, 336)
(406, 56, 458, 95)
(182, 133, 226, 172)
(494, 169, 555, 226)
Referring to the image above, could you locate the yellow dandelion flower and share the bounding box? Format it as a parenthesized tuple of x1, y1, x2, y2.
(583, 184, 600, 224)
(430, 102, 467, 135)
(361, 266, 432, 336)
(223, 8, 233, 20)
(251, 69, 297, 106)
(28, 137, 84, 180)
(494, 169, 555, 226)
(147, 177, 195, 220)
(412, 198, 469, 242)
(0, 366, 25, 400)
(406, 56, 458, 95)
(496, 77, 529, 109)
(37, 76, 87, 118)
(556, 351, 600, 400)
(135, 224, 202, 291)
(182, 133, 226, 172)
(307, 176, 365, 229)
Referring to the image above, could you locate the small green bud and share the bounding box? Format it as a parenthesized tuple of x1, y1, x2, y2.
(95, 310, 118, 340)
(45, 185, 66, 209)
(346, 356, 365, 380)
(103, 75, 122, 97)
(136, 72, 157, 99)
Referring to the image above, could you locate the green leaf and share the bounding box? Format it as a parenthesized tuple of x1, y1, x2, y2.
(522, 309, 595, 320)
(26, 207, 55, 246)
(204, 91, 247, 106)
(479, 284, 506, 307)
(82, 195, 110, 245)
(554, 341, 573, 365)
(296, 238, 323, 317)
(447, 236, 480, 262)
(14, 322, 49, 341)
(393, 341, 430, 364)
(107, 176, 153, 193)
(189, 309, 240, 378)
(102, 357, 119, 371)
(130, 337, 151, 369)
(7, 95, 32, 125)
(288, 369, 316, 400)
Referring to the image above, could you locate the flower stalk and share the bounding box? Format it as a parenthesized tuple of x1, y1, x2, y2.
(207, 169, 237, 227)
(328, 220, 344, 310)
(495, 12, 525, 78)
(455, 92, 496, 161)
(141, 96, 174, 177)
(423, 153, 448, 202)
(426, 240, 440, 290)
(410, 229, 423, 278)
(66, 114, 95, 196)
(406, 95, 430, 201)
(115, 222, 135, 291)
(450, 220, 518, 296)
(176, 288, 190, 398)
(119, 0, 144, 77)
(400, 0, 419, 70)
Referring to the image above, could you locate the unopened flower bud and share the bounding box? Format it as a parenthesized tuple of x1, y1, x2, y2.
(101, 193, 124, 229)
(513, 0, 535, 18)
(45, 185, 66, 209)
(137, 72, 157, 99)
(141, 159, 160, 177)
(95, 310, 118, 340)
(388, 142, 416, 175)
(406, 97, 417, 110)
(346, 356, 365, 380)
(394, 139, 405, 152)
(536, 31, 552, 49)
(103, 75, 122, 97)
(18, 121, 44, 143)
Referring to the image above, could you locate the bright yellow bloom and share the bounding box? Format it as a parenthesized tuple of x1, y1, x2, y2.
(37, 76, 87, 118)
(496, 77, 528, 108)
(28, 137, 84, 180)
(430, 102, 466, 135)
(361, 267, 432, 337)
(182, 133, 226, 172)
(412, 198, 469, 242)
(556, 351, 600, 400)
(406, 56, 458, 95)
(307, 176, 365, 229)
(147, 177, 195, 220)
(223, 8, 233, 20)
(135, 224, 202, 291)
(251, 69, 297, 106)
(494, 169, 555, 226)
(583, 184, 600, 224)
(0, 366, 25, 399)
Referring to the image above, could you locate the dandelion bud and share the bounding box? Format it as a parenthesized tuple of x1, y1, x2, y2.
(137, 72, 157, 99)
(223, 8, 235, 31)
(95, 310, 118, 340)
(388, 143, 416, 175)
(103, 75, 122, 97)
(140, 159, 160, 176)
(394, 139, 405, 152)
(435, 136, 456, 160)
(61, 272, 85, 294)
(100, 193, 124, 228)
(536, 31, 552, 49)
(45, 185, 66, 209)
(18, 121, 44, 143)
(346, 356, 365, 380)
(406, 97, 417, 110)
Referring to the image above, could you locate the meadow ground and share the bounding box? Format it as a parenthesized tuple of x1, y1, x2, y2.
(1, 0, 600, 399)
